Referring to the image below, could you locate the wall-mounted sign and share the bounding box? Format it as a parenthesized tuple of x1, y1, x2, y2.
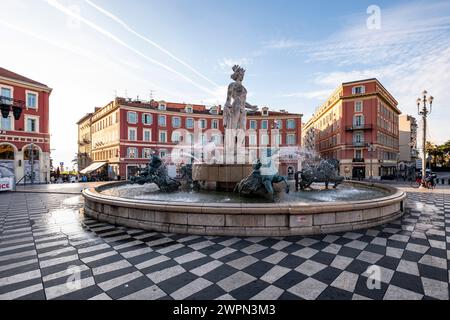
(0, 177, 14, 192)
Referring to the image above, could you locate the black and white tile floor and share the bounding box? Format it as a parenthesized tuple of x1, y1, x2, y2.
(0, 190, 449, 300)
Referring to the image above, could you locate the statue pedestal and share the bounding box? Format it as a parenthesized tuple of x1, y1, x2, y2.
(192, 163, 253, 191)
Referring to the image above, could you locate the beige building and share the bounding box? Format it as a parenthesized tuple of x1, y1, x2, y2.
(398, 115, 418, 175)
(77, 113, 93, 172)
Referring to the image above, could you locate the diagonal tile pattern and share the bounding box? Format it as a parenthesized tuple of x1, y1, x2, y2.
(0, 189, 449, 300)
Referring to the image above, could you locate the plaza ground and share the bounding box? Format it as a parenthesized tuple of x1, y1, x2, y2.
(0, 183, 449, 300)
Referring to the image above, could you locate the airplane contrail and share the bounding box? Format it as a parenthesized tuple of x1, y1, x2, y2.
(0, 20, 188, 101)
(84, 0, 219, 88)
(43, 0, 217, 96)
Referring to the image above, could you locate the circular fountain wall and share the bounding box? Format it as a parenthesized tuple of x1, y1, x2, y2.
(82, 181, 406, 237)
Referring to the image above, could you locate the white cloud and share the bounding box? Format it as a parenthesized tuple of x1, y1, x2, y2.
(262, 39, 303, 49)
(84, 0, 219, 87)
(273, 1, 450, 144)
(44, 0, 217, 96)
(282, 90, 333, 100)
(218, 57, 253, 73)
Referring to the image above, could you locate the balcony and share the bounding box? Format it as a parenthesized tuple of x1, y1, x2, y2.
(353, 158, 365, 163)
(346, 124, 373, 131)
(353, 141, 366, 147)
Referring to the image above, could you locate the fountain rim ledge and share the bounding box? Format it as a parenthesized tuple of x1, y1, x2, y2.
(83, 181, 405, 214)
(81, 181, 406, 237)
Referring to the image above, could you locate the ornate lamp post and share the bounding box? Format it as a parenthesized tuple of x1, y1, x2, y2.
(417, 91, 434, 184)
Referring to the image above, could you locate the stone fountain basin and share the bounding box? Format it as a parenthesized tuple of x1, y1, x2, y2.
(82, 181, 406, 237)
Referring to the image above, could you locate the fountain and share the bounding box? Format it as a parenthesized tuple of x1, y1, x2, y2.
(82, 66, 406, 236)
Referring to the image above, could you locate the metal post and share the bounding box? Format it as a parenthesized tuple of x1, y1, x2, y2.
(29, 143, 35, 185)
(417, 91, 433, 187)
(422, 113, 427, 182)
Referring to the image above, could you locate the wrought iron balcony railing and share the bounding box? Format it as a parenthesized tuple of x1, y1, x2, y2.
(346, 124, 373, 131)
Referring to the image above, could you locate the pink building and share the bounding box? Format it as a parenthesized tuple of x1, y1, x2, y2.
(78, 98, 303, 180)
(302, 79, 400, 180)
(0, 67, 52, 183)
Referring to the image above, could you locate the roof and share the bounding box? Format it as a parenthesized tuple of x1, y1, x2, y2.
(76, 113, 93, 125)
(0, 67, 51, 89)
(117, 98, 302, 117)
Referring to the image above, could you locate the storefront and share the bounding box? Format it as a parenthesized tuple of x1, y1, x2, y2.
(380, 163, 397, 180)
(79, 162, 108, 181)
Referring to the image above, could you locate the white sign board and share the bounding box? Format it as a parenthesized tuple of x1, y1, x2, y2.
(0, 177, 14, 192)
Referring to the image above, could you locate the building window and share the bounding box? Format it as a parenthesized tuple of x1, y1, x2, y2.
(142, 148, 152, 159)
(186, 118, 194, 129)
(127, 147, 137, 158)
(159, 131, 167, 143)
(249, 134, 257, 145)
(185, 106, 193, 113)
(172, 117, 181, 128)
(210, 107, 218, 115)
(160, 150, 167, 158)
(172, 131, 181, 143)
(187, 133, 194, 144)
(355, 101, 363, 113)
(199, 119, 207, 129)
(128, 128, 137, 141)
(354, 131, 364, 144)
(0, 87, 12, 104)
(287, 134, 296, 145)
(212, 134, 222, 145)
(26, 117, 38, 133)
(249, 120, 257, 130)
(287, 119, 296, 129)
(352, 86, 365, 95)
(260, 133, 269, 145)
(353, 115, 364, 128)
(127, 111, 137, 124)
(143, 129, 151, 142)
(159, 103, 166, 111)
(142, 113, 152, 125)
(261, 120, 268, 130)
(273, 132, 282, 145)
(158, 115, 166, 127)
(26, 92, 38, 109)
(212, 119, 219, 129)
(275, 120, 283, 129)
(262, 108, 269, 116)
(355, 149, 362, 160)
(0, 115, 12, 131)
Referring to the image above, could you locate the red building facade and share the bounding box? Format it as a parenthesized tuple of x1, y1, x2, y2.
(302, 79, 400, 180)
(79, 98, 302, 180)
(0, 67, 52, 183)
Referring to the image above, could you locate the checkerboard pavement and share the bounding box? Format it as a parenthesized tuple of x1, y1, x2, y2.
(0, 189, 449, 300)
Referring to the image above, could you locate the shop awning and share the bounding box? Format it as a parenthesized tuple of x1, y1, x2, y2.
(79, 162, 107, 175)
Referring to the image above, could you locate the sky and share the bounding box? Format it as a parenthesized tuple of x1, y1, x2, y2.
(1, 0, 449, 168)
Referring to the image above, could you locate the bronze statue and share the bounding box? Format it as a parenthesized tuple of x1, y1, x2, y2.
(235, 149, 289, 201)
(295, 159, 344, 191)
(130, 154, 181, 193)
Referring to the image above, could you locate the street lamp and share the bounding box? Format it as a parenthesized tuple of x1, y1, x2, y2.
(417, 90, 434, 185)
(0, 96, 24, 121)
